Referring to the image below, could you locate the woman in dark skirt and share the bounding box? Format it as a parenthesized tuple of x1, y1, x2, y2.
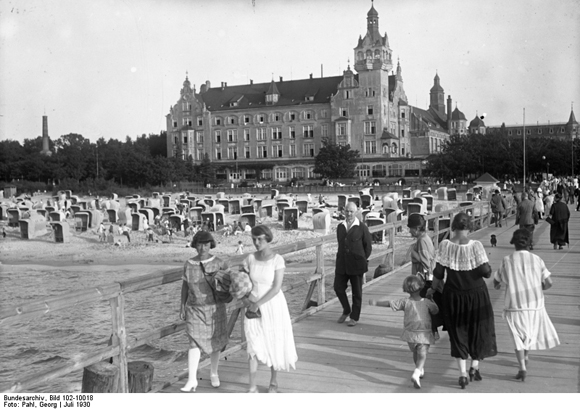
(549, 193, 570, 249)
(428, 212, 497, 389)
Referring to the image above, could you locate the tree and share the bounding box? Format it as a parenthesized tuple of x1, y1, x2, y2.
(313, 138, 359, 179)
(197, 153, 216, 185)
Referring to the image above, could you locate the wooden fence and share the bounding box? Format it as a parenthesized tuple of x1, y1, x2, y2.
(1, 200, 507, 393)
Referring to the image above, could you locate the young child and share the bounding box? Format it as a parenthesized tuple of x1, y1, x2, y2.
(235, 240, 244, 255)
(406, 213, 443, 340)
(369, 275, 439, 389)
(493, 228, 560, 381)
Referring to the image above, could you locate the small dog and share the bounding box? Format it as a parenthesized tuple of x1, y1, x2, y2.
(490, 234, 497, 247)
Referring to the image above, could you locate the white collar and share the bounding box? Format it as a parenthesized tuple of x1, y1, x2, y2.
(342, 216, 360, 230)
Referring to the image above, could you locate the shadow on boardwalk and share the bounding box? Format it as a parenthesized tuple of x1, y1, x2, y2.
(161, 205, 580, 393)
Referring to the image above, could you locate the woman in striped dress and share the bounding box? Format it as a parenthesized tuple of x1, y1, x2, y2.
(494, 228, 560, 381)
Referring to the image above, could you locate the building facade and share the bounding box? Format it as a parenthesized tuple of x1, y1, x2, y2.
(166, 4, 466, 183)
(486, 109, 578, 141)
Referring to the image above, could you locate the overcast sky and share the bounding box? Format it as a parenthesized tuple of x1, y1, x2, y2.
(1, 0, 579, 144)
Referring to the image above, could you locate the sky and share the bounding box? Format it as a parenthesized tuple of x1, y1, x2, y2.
(1, 0, 579, 144)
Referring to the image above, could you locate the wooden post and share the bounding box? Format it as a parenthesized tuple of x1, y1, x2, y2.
(433, 215, 440, 251)
(385, 224, 395, 270)
(315, 244, 326, 305)
(110, 294, 129, 393)
(127, 361, 154, 393)
(81, 361, 119, 393)
(302, 280, 317, 311)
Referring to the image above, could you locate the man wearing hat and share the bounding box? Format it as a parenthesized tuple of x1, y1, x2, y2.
(334, 202, 373, 327)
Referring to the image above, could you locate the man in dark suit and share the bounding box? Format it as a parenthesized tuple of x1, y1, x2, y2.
(334, 202, 373, 327)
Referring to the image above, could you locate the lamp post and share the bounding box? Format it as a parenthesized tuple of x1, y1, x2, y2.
(542, 156, 549, 178)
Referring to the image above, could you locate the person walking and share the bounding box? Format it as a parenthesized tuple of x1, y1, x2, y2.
(516, 192, 538, 250)
(493, 228, 560, 382)
(334, 202, 373, 327)
(490, 189, 507, 227)
(242, 225, 297, 393)
(548, 193, 570, 250)
(428, 212, 497, 389)
(179, 231, 230, 392)
(369, 275, 439, 389)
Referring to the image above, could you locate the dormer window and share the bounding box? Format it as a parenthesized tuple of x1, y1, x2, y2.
(305, 96, 314, 102)
(266, 94, 278, 104)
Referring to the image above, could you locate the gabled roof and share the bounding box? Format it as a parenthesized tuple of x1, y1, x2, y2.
(200, 76, 343, 111)
(411, 106, 443, 130)
(474, 172, 499, 183)
(381, 129, 398, 140)
(266, 80, 280, 96)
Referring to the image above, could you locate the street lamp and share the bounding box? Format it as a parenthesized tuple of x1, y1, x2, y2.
(542, 156, 549, 178)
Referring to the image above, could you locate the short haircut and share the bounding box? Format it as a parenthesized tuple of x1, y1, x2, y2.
(251, 224, 274, 242)
(402, 275, 425, 294)
(407, 213, 427, 231)
(510, 228, 531, 249)
(191, 231, 216, 249)
(494, 189, 500, 194)
(451, 212, 472, 231)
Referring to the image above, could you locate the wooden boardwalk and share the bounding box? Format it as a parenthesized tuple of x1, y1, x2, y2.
(160, 204, 580, 393)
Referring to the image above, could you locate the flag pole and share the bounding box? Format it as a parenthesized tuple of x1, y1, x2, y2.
(523, 108, 526, 193)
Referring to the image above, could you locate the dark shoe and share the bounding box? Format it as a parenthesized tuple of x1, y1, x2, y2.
(459, 376, 469, 389)
(554, 244, 558, 249)
(499, 223, 502, 227)
(347, 319, 358, 327)
(337, 314, 348, 324)
(558, 245, 564, 250)
(515, 370, 527, 382)
(469, 367, 482, 381)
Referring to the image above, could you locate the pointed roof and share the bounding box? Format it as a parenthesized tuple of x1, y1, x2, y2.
(451, 107, 466, 120)
(266, 79, 280, 96)
(474, 172, 499, 183)
(381, 129, 398, 139)
(430, 73, 444, 92)
(470, 114, 485, 128)
(367, 3, 378, 17)
(568, 109, 577, 124)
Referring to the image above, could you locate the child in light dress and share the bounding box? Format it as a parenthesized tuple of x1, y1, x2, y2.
(369, 275, 439, 389)
(494, 228, 560, 381)
(235, 241, 244, 255)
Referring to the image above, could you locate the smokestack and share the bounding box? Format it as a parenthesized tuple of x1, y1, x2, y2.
(279, 76, 283, 82)
(40, 115, 52, 156)
(309, 73, 313, 79)
(321, 64, 323, 78)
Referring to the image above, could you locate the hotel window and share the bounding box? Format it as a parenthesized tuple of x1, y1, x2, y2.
(517, 130, 521, 135)
(258, 146, 268, 158)
(364, 121, 376, 135)
(174, 135, 178, 144)
(215, 130, 221, 143)
(401, 129, 405, 137)
(402, 147, 406, 156)
(182, 102, 189, 111)
(215, 147, 221, 160)
(197, 117, 203, 126)
(344, 90, 352, 99)
(305, 111, 313, 120)
(303, 125, 314, 138)
(215, 117, 222, 126)
(527, 129, 531, 135)
(227, 129, 237, 142)
(289, 126, 296, 139)
(303, 143, 315, 157)
(183, 136, 188, 144)
(257, 114, 265, 124)
(560, 127, 565, 133)
(508, 130, 512, 136)
(367, 105, 374, 115)
(245, 146, 251, 159)
(321, 109, 328, 118)
(271, 127, 282, 140)
(196, 149, 203, 161)
(228, 116, 235, 125)
(289, 144, 296, 157)
(244, 129, 250, 141)
(340, 107, 348, 117)
(228, 146, 238, 159)
(244, 115, 251, 125)
(274, 113, 281, 121)
(173, 121, 178, 128)
(401, 112, 406, 119)
(256, 128, 266, 141)
(322, 124, 328, 137)
(550, 128, 554, 134)
(290, 113, 296, 121)
(273, 145, 283, 158)
(182, 117, 191, 126)
(338, 141, 346, 147)
(364, 141, 376, 154)
(538, 129, 542, 134)
(337, 123, 346, 136)
(276, 168, 288, 180)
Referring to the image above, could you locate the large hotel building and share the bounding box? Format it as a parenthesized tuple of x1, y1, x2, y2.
(166, 4, 489, 183)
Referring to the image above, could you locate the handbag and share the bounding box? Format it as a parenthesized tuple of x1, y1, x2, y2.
(245, 308, 262, 319)
(200, 262, 233, 304)
(545, 216, 554, 225)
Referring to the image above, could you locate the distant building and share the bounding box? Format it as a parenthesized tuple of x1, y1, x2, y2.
(166, 4, 467, 182)
(486, 108, 579, 141)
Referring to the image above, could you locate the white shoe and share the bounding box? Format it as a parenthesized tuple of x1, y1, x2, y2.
(210, 374, 220, 388)
(411, 370, 421, 389)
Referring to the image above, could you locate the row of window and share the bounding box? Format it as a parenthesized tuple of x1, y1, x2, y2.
(175, 110, 329, 128)
(507, 127, 566, 136)
(213, 144, 316, 160)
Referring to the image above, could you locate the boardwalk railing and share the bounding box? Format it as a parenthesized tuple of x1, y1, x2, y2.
(1, 199, 508, 393)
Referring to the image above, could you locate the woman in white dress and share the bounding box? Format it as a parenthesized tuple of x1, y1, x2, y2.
(242, 225, 297, 393)
(494, 228, 560, 381)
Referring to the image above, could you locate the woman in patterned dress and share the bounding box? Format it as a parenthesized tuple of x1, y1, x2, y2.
(179, 231, 229, 392)
(242, 225, 297, 393)
(427, 212, 497, 389)
(494, 228, 560, 381)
